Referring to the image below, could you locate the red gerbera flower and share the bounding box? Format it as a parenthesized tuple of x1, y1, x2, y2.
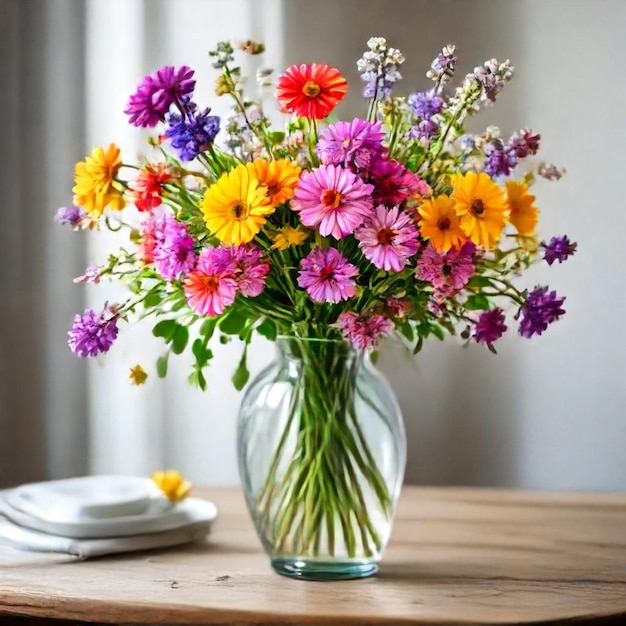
(276, 63, 348, 120)
(130, 163, 172, 212)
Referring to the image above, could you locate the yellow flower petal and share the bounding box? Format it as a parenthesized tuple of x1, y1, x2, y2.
(417, 195, 468, 253)
(201, 164, 275, 245)
(151, 470, 192, 502)
(72, 143, 125, 218)
(506, 181, 539, 234)
(451, 172, 509, 249)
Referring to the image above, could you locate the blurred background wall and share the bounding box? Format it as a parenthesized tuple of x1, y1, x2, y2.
(1, 0, 624, 491)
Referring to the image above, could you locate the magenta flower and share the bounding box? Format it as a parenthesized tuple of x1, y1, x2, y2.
(337, 311, 394, 349)
(519, 286, 566, 338)
(153, 214, 197, 280)
(355, 205, 419, 272)
(474, 308, 507, 346)
(298, 248, 359, 303)
(68, 304, 119, 357)
(291, 165, 374, 239)
(184, 247, 237, 317)
(541, 235, 577, 266)
(224, 245, 270, 297)
(368, 158, 429, 207)
(125, 66, 196, 128)
(416, 241, 476, 294)
(316, 118, 386, 171)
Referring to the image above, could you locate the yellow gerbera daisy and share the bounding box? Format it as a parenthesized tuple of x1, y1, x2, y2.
(201, 163, 275, 245)
(451, 172, 509, 249)
(271, 224, 308, 250)
(506, 181, 538, 234)
(151, 470, 192, 502)
(417, 195, 468, 253)
(73, 143, 125, 218)
(246, 158, 301, 207)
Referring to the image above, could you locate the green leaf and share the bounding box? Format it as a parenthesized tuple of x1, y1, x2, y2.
(156, 354, 169, 378)
(465, 294, 491, 311)
(397, 319, 414, 343)
(219, 310, 248, 335)
(219, 335, 230, 344)
(256, 318, 277, 342)
(171, 325, 189, 355)
(467, 275, 495, 289)
(143, 292, 163, 309)
(430, 323, 446, 341)
(192, 338, 213, 365)
(200, 317, 217, 340)
(188, 368, 207, 391)
(152, 319, 177, 340)
(413, 335, 424, 355)
(232, 347, 250, 391)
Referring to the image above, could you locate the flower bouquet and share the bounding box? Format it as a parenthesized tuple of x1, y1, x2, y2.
(58, 38, 575, 579)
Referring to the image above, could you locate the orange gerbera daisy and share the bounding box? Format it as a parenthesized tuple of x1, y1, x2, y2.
(451, 172, 509, 249)
(246, 158, 301, 207)
(506, 181, 538, 234)
(417, 195, 467, 253)
(276, 63, 348, 119)
(73, 143, 125, 218)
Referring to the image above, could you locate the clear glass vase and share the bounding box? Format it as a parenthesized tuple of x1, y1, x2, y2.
(237, 336, 406, 580)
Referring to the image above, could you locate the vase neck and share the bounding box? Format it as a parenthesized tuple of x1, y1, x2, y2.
(276, 336, 359, 365)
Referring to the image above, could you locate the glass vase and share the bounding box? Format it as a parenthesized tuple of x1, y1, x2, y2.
(237, 336, 406, 580)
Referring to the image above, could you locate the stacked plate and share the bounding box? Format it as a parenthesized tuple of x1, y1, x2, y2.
(0, 475, 217, 558)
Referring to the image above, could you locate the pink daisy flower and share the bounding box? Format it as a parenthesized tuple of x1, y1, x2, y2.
(297, 248, 359, 303)
(316, 118, 386, 171)
(291, 164, 374, 239)
(355, 205, 420, 272)
(223, 245, 270, 297)
(416, 241, 476, 296)
(184, 247, 237, 317)
(337, 312, 394, 349)
(368, 158, 430, 207)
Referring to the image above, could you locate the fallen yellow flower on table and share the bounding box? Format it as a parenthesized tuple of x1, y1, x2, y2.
(151, 470, 192, 502)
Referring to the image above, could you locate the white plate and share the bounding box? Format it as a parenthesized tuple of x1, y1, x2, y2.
(0, 476, 217, 539)
(6, 476, 160, 522)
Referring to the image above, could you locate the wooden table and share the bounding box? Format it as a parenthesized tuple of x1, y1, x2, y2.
(0, 486, 625, 625)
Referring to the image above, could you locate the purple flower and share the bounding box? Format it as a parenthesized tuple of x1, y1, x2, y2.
(297, 248, 359, 303)
(316, 118, 385, 171)
(337, 311, 394, 349)
(408, 91, 444, 120)
(355, 205, 419, 272)
(55, 205, 87, 229)
(68, 304, 119, 357)
(153, 214, 197, 280)
(507, 129, 541, 159)
(125, 66, 196, 128)
(357, 38, 404, 100)
(165, 104, 220, 161)
(484, 143, 518, 177)
(416, 242, 476, 293)
(427, 45, 457, 85)
(291, 164, 374, 239)
(73, 266, 101, 284)
(541, 235, 577, 266)
(224, 245, 270, 297)
(407, 119, 439, 146)
(474, 308, 507, 346)
(519, 286, 566, 338)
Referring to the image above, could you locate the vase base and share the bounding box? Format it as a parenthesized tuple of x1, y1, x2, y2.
(271, 557, 379, 581)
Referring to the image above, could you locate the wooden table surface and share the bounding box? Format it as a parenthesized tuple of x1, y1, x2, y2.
(0, 486, 625, 625)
